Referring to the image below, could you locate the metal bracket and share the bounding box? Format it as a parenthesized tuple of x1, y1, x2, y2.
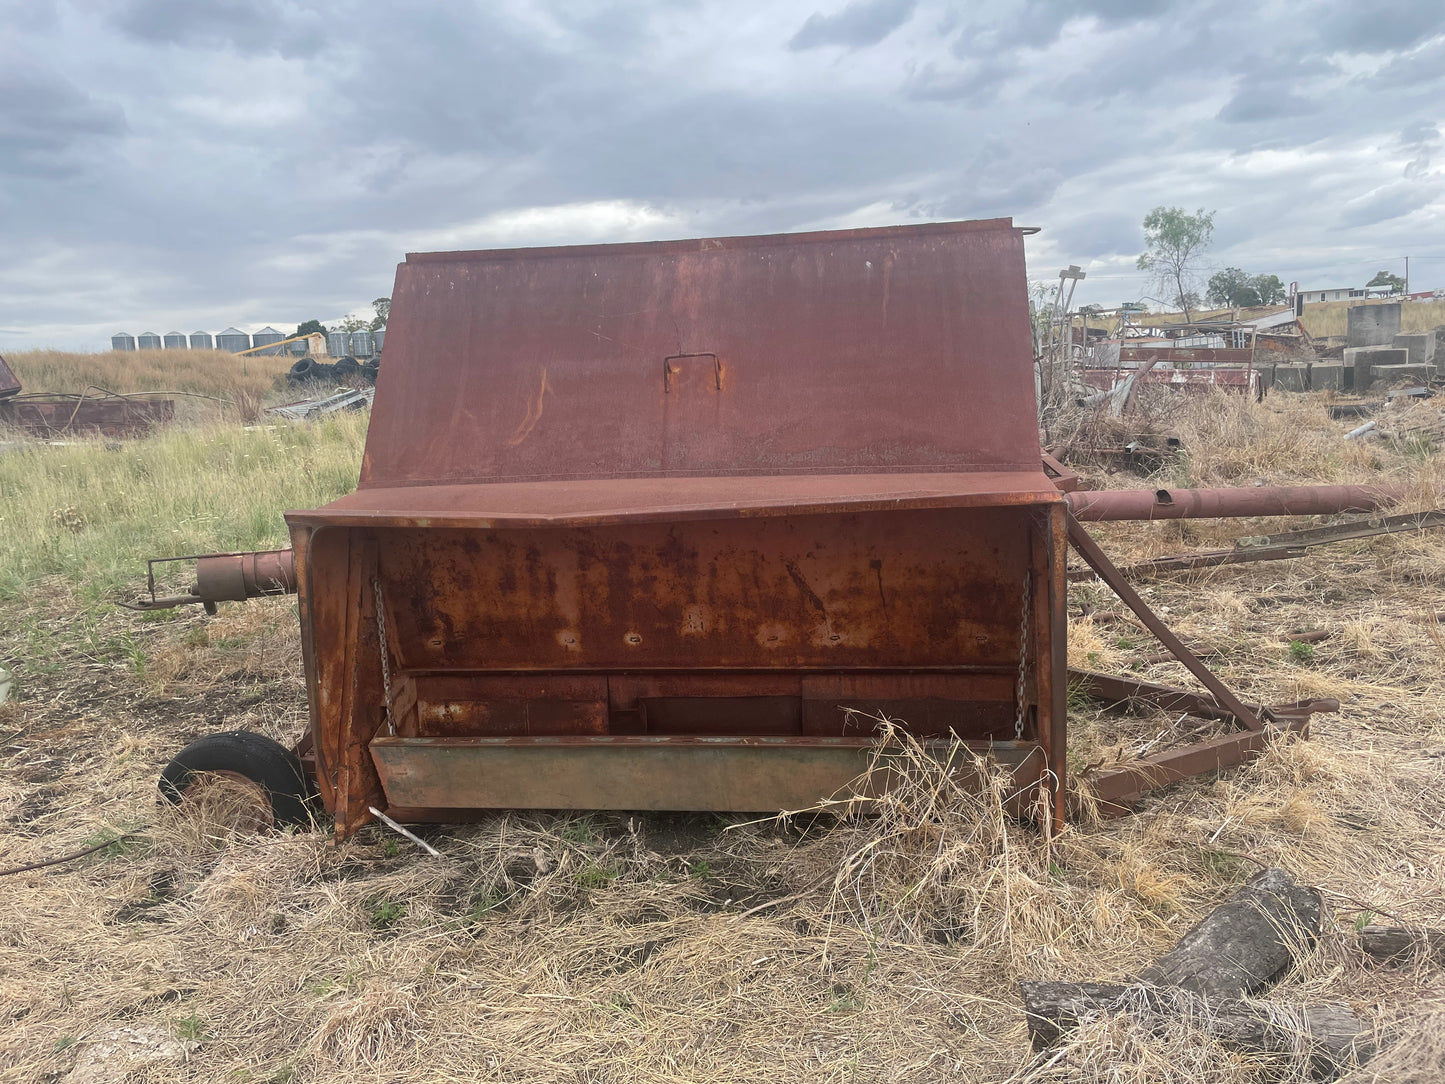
(663, 353, 721, 393)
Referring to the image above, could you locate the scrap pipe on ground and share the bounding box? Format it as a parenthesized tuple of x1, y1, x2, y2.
(1066, 485, 1404, 522)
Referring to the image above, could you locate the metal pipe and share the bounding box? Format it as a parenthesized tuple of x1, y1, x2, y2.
(1066, 485, 1403, 521)
(194, 549, 297, 601)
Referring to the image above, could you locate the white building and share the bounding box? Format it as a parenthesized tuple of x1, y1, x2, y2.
(1301, 285, 1397, 304)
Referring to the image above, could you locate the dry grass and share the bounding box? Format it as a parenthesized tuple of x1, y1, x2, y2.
(3, 348, 296, 403)
(2, 388, 1445, 1082)
(1298, 299, 1445, 340)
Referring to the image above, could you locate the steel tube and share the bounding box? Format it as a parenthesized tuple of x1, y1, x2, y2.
(1066, 485, 1402, 522)
(193, 549, 297, 602)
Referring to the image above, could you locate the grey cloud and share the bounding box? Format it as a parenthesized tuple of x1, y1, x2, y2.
(1399, 121, 1441, 148)
(0, 61, 126, 177)
(1216, 84, 1321, 124)
(1337, 183, 1433, 229)
(1366, 37, 1445, 89)
(904, 59, 1015, 102)
(1316, 6, 1445, 52)
(789, 0, 917, 50)
(104, 0, 328, 57)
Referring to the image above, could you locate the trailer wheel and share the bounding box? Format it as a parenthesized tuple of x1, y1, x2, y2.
(159, 731, 316, 830)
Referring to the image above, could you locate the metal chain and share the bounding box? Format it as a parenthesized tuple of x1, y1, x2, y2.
(1014, 572, 1031, 741)
(372, 579, 395, 735)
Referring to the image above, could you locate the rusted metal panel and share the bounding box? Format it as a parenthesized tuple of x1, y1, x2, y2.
(368, 735, 1046, 812)
(1078, 367, 1259, 396)
(0, 355, 19, 399)
(358, 219, 1041, 489)
(0, 395, 174, 437)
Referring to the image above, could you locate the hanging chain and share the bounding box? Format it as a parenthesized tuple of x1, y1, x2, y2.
(1014, 571, 1032, 741)
(372, 579, 395, 735)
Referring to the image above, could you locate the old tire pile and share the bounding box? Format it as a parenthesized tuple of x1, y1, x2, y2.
(159, 730, 317, 829)
(286, 356, 378, 386)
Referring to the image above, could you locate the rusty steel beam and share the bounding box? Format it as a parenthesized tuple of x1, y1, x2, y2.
(1066, 517, 1266, 732)
(1066, 485, 1403, 521)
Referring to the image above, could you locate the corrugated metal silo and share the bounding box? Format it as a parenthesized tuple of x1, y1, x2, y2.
(216, 327, 252, 353)
(163, 331, 187, 349)
(373, 328, 386, 356)
(112, 333, 136, 352)
(327, 332, 350, 357)
(137, 331, 163, 350)
(251, 326, 285, 355)
(190, 331, 214, 350)
(349, 330, 375, 357)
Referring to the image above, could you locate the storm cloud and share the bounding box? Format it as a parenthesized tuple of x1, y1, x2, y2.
(1, 0, 1442, 350)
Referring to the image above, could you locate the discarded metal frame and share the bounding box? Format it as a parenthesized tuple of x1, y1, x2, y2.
(1071, 509, 1445, 580)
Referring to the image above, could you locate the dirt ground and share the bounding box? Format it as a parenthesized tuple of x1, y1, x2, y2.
(2, 389, 1445, 1083)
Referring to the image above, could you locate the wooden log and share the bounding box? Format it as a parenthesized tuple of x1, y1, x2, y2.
(1139, 868, 1322, 997)
(1020, 981, 1370, 1079)
(1357, 925, 1445, 968)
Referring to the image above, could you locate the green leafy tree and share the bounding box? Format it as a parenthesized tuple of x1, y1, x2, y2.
(1252, 274, 1285, 305)
(1367, 271, 1405, 293)
(369, 297, 391, 332)
(1137, 206, 1216, 321)
(294, 319, 327, 338)
(1206, 267, 1259, 308)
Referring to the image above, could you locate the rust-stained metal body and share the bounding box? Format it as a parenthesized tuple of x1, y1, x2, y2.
(283, 219, 1073, 838)
(132, 221, 1351, 838)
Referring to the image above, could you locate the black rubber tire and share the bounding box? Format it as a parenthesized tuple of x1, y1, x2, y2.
(359, 362, 379, 384)
(159, 731, 316, 829)
(288, 358, 316, 381)
(334, 355, 360, 376)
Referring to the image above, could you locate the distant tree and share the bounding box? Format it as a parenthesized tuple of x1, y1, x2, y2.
(1253, 274, 1286, 305)
(369, 297, 391, 331)
(1079, 303, 1103, 314)
(330, 315, 370, 335)
(1206, 267, 1260, 308)
(294, 319, 327, 338)
(1367, 270, 1406, 293)
(1137, 206, 1216, 321)
(1206, 268, 1286, 309)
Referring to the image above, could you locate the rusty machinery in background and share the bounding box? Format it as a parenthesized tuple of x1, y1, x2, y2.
(0, 356, 175, 439)
(130, 219, 1352, 839)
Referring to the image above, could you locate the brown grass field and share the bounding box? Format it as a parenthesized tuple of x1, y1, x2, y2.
(2, 354, 1445, 1082)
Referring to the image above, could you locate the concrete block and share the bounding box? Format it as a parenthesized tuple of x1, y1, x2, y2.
(1392, 332, 1437, 366)
(1348, 303, 1402, 348)
(1369, 363, 1434, 388)
(1345, 346, 1407, 391)
(1309, 362, 1344, 391)
(1271, 365, 1308, 392)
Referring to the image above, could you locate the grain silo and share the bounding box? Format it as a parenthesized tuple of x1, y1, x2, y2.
(373, 328, 386, 356)
(216, 327, 251, 352)
(137, 331, 163, 350)
(251, 326, 285, 355)
(349, 330, 374, 357)
(111, 333, 136, 352)
(163, 332, 187, 349)
(327, 332, 350, 357)
(189, 331, 214, 350)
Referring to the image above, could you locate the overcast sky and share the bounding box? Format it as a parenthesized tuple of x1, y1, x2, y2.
(2, 0, 1443, 351)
